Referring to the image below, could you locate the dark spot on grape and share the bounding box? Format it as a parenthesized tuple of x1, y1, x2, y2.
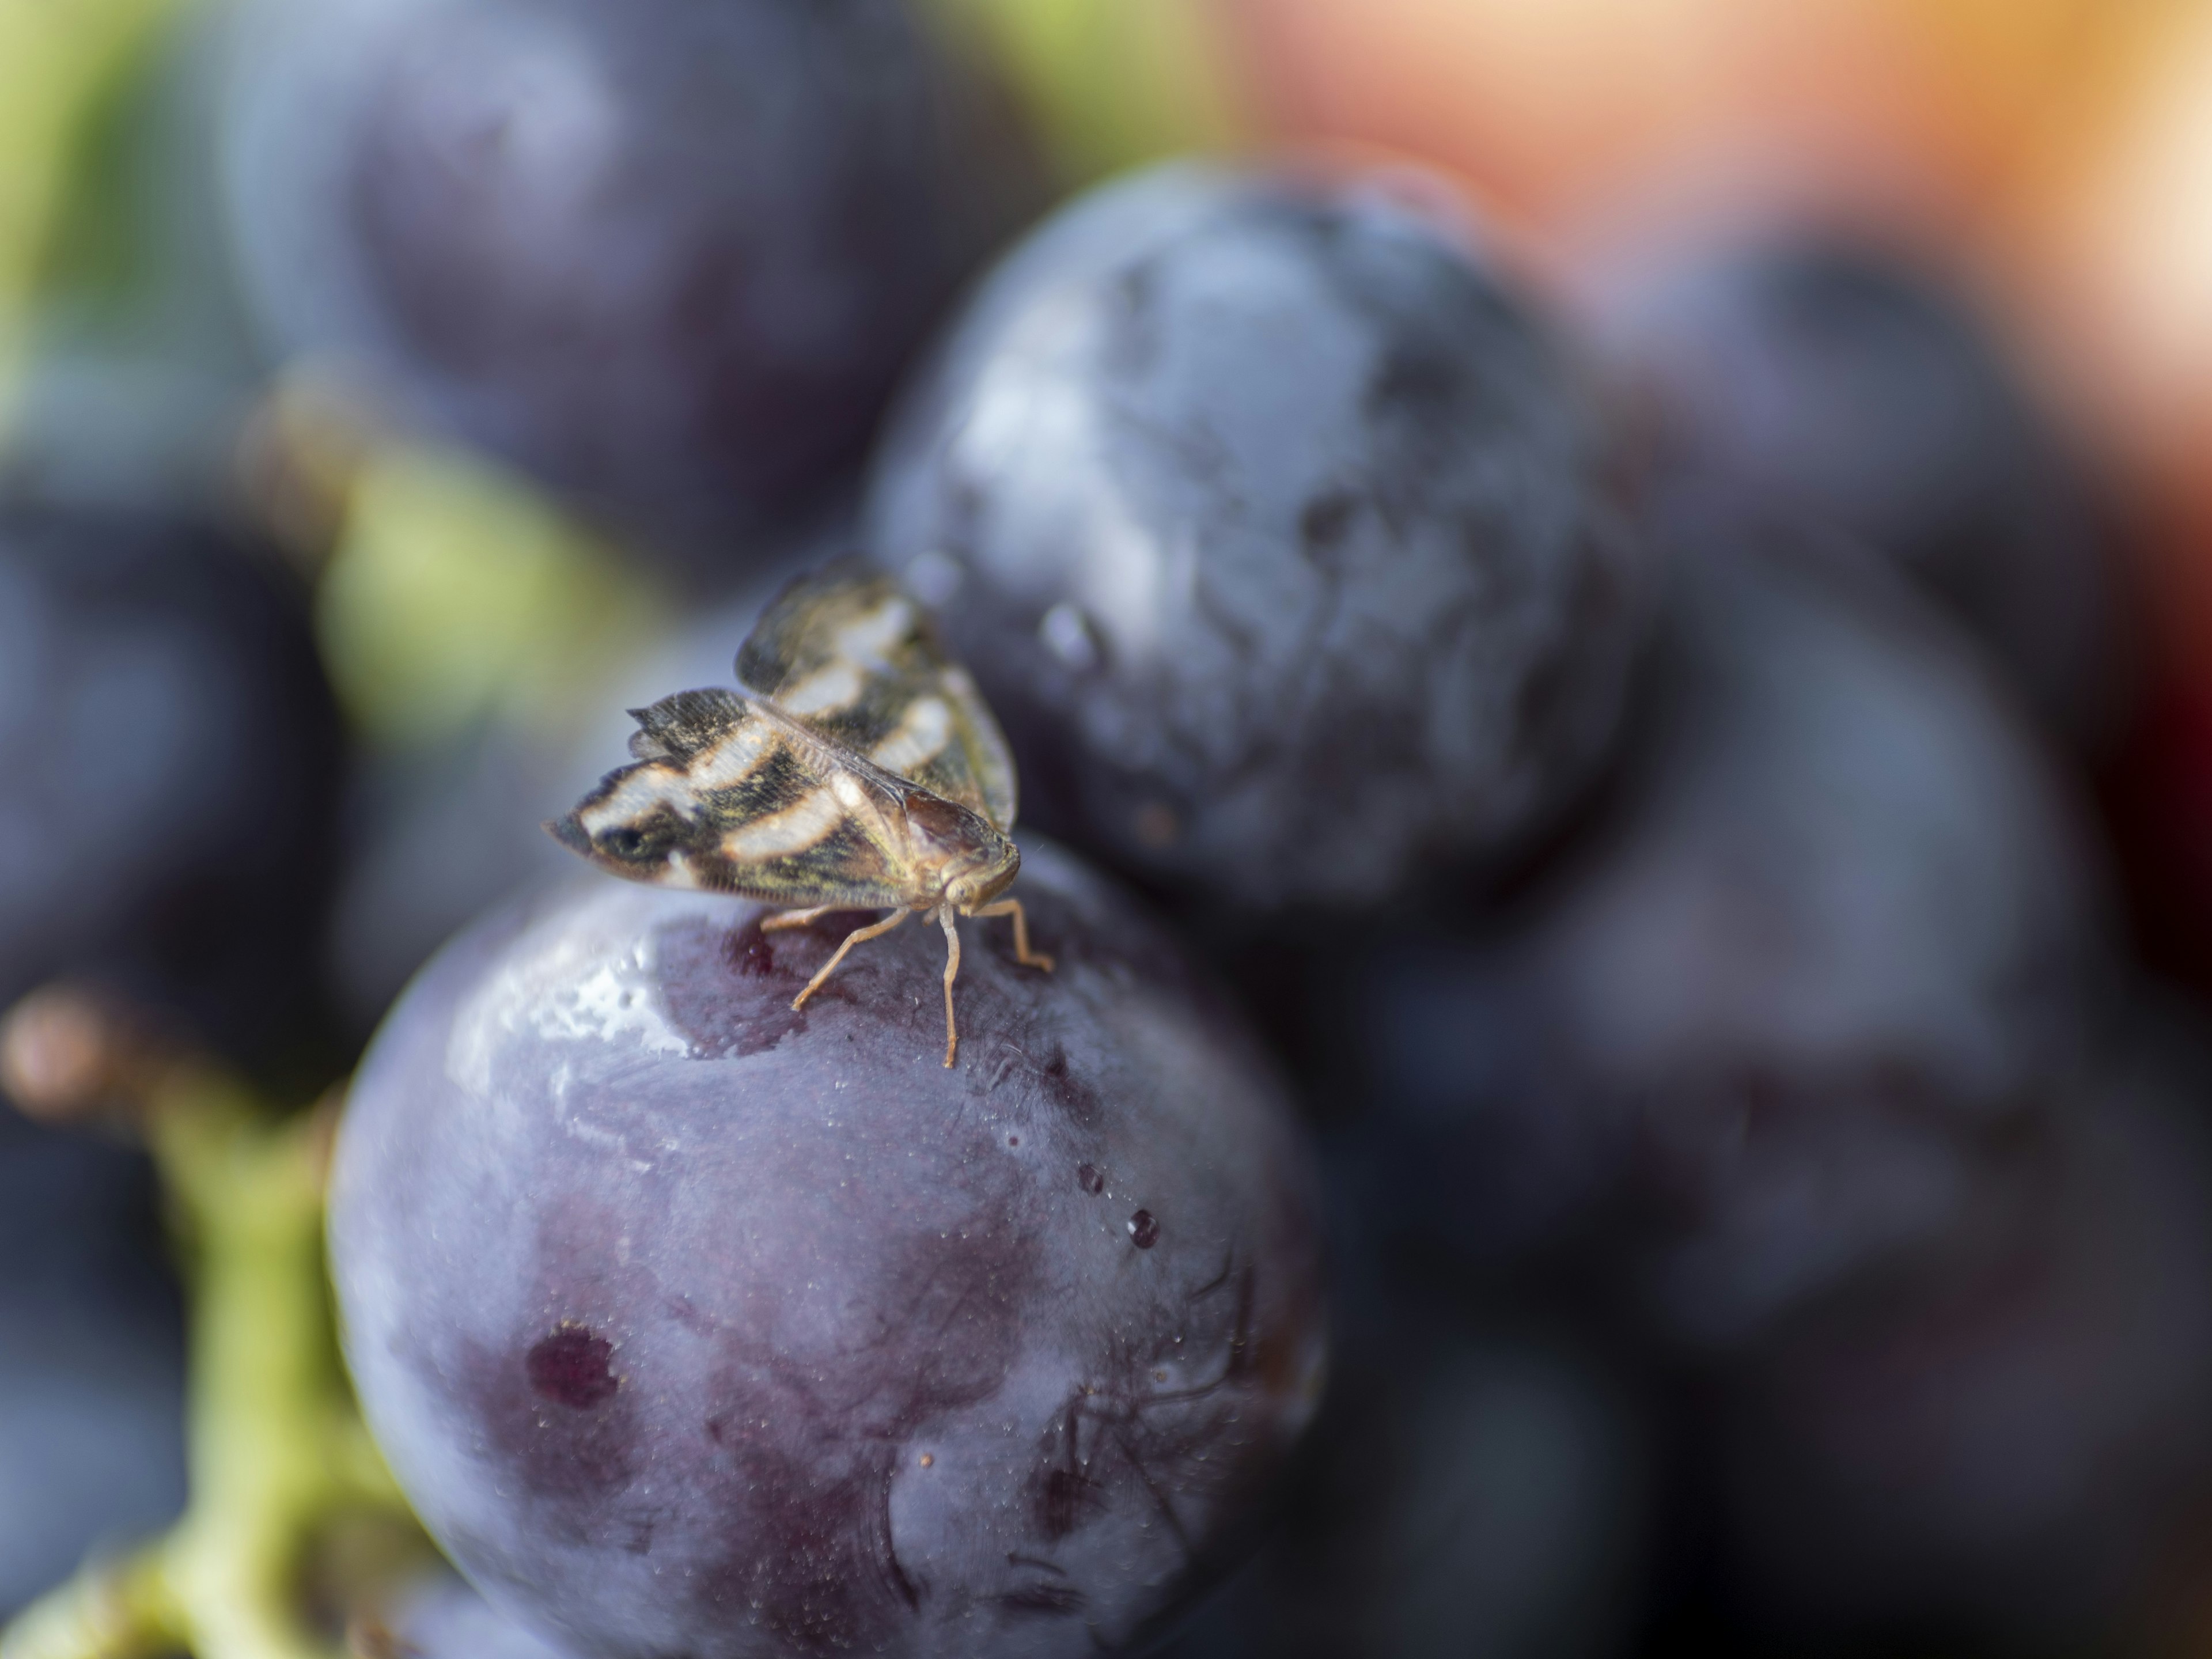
(728, 920, 777, 978)
(1129, 1210, 1160, 1249)
(1078, 1163, 1105, 1195)
(1007, 1134, 1020, 1146)
(463, 1330, 639, 1505)
(1300, 489, 1357, 559)
(1039, 1049, 1101, 1130)
(660, 918, 806, 1056)
(527, 1326, 619, 1410)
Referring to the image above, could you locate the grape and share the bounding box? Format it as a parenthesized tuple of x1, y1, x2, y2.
(0, 498, 343, 1074)
(865, 162, 1650, 911)
(221, 0, 1040, 569)
(373, 1573, 579, 1659)
(1605, 240, 2127, 741)
(328, 842, 1326, 1658)
(1154, 1286, 1649, 1659)
(1350, 503, 2113, 1343)
(0, 1106, 185, 1618)
(1719, 997, 2212, 1642)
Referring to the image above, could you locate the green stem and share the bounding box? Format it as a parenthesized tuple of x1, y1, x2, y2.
(1, 1077, 423, 1659)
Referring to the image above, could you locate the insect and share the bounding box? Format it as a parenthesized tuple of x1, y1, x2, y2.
(548, 563, 1052, 1066)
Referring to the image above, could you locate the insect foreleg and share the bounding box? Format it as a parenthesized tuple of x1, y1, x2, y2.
(790, 909, 909, 1012)
(970, 897, 1054, 972)
(938, 905, 962, 1067)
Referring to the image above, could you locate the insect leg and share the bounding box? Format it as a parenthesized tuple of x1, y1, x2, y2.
(939, 904, 962, 1068)
(790, 910, 909, 1012)
(970, 898, 1054, 972)
(762, 904, 844, 934)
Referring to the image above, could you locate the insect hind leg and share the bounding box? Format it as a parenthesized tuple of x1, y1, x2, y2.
(971, 898, 1054, 972)
(790, 909, 909, 1011)
(762, 904, 845, 934)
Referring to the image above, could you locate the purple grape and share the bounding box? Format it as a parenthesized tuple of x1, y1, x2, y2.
(1605, 240, 2128, 741)
(220, 0, 1040, 569)
(373, 1573, 580, 1659)
(1719, 999, 2212, 1642)
(329, 842, 1325, 1657)
(1353, 503, 2113, 1343)
(865, 162, 1651, 910)
(0, 499, 342, 1073)
(0, 1107, 186, 1618)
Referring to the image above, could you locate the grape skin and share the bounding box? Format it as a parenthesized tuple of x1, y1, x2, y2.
(1605, 241, 2126, 743)
(866, 162, 1650, 910)
(1351, 505, 2114, 1343)
(329, 842, 1325, 1658)
(222, 0, 1039, 563)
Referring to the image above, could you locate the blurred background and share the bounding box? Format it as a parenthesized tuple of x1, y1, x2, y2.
(8, 0, 2212, 1652)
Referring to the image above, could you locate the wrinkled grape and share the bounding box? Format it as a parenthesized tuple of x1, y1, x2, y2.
(867, 162, 1650, 910)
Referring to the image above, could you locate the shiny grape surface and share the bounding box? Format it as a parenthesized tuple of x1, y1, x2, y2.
(868, 162, 1650, 910)
(331, 843, 1325, 1658)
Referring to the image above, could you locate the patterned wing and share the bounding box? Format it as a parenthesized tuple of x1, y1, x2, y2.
(736, 563, 1018, 829)
(549, 686, 911, 911)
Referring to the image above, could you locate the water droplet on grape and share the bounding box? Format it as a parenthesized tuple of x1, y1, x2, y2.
(1128, 1210, 1160, 1249)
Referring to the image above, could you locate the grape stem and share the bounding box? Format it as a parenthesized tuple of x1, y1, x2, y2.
(0, 1060, 421, 1659)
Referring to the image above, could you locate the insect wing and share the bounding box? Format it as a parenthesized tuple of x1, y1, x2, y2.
(737, 564, 1018, 830)
(552, 686, 909, 911)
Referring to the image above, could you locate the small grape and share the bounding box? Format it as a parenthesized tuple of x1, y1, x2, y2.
(0, 499, 343, 1073)
(221, 0, 1041, 569)
(1351, 503, 2113, 1343)
(1605, 240, 2128, 741)
(866, 162, 1651, 910)
(1719, 998, 2212, 1641)
(0, 1106, 186, 1618)
(329, 842, 1325, 1658)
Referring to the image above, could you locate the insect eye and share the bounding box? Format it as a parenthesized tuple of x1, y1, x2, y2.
(602, 826, 649, 859)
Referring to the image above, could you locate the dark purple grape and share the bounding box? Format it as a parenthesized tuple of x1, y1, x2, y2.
(1153, 1291, 1649, 1659)
(221, 0, 1040, 569)
(329, 842, 1325, 1658)
(1605, 240, 2128, 741)
(1718, 998, 2212, 1643)
(0, 499, 343, 1074)
(1350, 505, 2113, 1343)
(865, 162, 1650, 911)
(0, 1107, 187, 1617)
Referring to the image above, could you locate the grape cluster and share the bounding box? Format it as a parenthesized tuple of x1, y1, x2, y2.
(12, 2, 2211, 1651)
